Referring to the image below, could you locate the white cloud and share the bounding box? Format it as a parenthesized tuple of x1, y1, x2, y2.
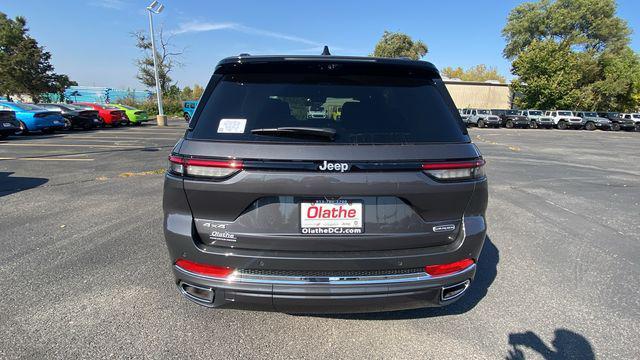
(171, 21, 321, 46)
(91, 0, 125, 10)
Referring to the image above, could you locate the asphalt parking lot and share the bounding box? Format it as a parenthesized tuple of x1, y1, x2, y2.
(0, 122, 638, 359)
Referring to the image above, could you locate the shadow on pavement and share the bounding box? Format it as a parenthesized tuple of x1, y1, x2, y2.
(0, 171, 48, 197)
(307, 235, 499, 320)
(505, 329, 595, 360)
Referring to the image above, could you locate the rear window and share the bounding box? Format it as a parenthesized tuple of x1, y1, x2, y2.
(189, 73, 467, 144)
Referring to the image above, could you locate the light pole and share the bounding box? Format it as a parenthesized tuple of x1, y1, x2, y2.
(146, 1, 167, 126)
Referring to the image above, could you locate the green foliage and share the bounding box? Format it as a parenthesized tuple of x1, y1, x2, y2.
(0, 12, 75, 101)
(441, 65, 506, 83)
(117, 83, 205, 117)
(503, 0, 630, 60)
(371, 31, 427, 60)
(503, 0, 639, 111)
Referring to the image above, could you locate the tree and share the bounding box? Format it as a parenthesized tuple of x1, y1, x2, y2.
(192, 84, 204, 99)
(371, 31, 427, 60)
(502, 0, 630, 60)
(0, 12, 75, 101)
(0, 13, 27, 99)
(47, 74, 77, 103)
(503, 0, 639, 111)
(132, 28, 183, 96)
(441, 65, 506, 82)
(181, 86, 193, 100)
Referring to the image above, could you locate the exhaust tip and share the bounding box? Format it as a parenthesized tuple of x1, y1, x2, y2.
(179, 282, 214, 304)
(441, 280, 470, 301)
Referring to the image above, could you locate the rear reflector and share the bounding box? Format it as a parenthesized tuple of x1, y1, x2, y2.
(425, 258, 474, 277)
(422, 159, 485, 180)
(169, 155, 243, 179)
(175, 259, 234, 278)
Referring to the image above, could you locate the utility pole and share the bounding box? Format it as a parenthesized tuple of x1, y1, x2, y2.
(146, 1, 167, 126)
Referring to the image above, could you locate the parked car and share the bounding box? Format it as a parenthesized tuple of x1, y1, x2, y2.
(111, 104, 151, 125)
(39, 103, 99, 130)
(621, 113, 640, 131)
(0, 109, 20, 139)
(520, 110, 554, 129)
(545, 110, 583, 130)
(75, 103, 128, 127)
(597, 112, 635, 131)
(182, 100, 197, 122)
(307, 105, 328, 119)
(460, 108, 471, 124)
(467, 109, 501, 128)
(164, 54, 488, 312)
(491, 109, 529, 128)
(0, 101, 65, 134)
(574, 112, 611, 131)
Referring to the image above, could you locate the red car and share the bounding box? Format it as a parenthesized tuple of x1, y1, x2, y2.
(76, 103, 129, 127)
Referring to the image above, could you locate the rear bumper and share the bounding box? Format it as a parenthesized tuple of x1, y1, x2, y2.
(174, 263, 476, 313)
(165, 214, 487, 313)
(70, 117, 94, 127)
(30, 121, 64, 130)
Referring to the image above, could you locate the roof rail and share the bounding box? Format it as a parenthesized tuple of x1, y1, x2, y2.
(238, 53, 251, 57)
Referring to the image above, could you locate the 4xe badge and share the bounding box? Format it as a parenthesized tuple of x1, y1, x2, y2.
(318, 160, 350, 172)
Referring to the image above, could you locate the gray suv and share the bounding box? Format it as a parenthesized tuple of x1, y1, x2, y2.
(163, 55, 488, 313)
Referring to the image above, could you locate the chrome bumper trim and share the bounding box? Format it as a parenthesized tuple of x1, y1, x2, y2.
(174, 264, 476, 286)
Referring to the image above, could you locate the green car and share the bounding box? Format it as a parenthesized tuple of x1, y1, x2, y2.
(111, 104, 151, 125)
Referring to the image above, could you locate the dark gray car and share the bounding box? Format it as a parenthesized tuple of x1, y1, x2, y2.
(163, 55, 488, 313)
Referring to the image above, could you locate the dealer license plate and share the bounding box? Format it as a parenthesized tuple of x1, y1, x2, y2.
(300, 200, 363, 235)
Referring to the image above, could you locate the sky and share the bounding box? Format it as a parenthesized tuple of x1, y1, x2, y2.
(3, 0, 640, 90)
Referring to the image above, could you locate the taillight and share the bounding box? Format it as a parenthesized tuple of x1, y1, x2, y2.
(168, 155, 243, 179)
(425, 258, 474, 277)
(422, 158, 485, 181)
(175, 259, 234, 278)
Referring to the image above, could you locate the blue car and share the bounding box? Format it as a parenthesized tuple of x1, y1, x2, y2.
(182, 100, 198, 122)
(0, 101, 66, 134)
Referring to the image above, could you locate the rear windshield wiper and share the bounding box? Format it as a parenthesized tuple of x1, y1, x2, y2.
(250, 127, 336, 141)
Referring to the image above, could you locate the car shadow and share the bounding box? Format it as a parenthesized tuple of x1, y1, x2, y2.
(302, 235, 499, 320)
(505, 329, 595, 360)
(0, 171, 48, 197)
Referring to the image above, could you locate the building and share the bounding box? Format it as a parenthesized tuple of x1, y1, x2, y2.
(443, 78, 512, 109)
(45, 86, 153, 103)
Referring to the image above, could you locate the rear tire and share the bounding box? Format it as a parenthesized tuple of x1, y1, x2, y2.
(505, 120, 514, 128)
(584, 122, 596, 131)
(530, 121, 538, 129)
(184, 113, 191, 122)
(635, 123, 640, 132)
(16, 121, 29, 135)
(558, 121, 568, 130)
(611, 123, 620, 131)
(477, 119, 485, 128)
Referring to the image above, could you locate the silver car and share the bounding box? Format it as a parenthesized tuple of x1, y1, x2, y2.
(467, 109, 501, 128)
(520, 110, 554, 129)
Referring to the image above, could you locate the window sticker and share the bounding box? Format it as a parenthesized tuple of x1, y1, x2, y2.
(217, 118, 247, 133)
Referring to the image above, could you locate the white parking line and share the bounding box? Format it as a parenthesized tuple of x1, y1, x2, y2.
(0, 143, 142, 148)
(60, 136, 178, 141)
(0, 157, 94, 161)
